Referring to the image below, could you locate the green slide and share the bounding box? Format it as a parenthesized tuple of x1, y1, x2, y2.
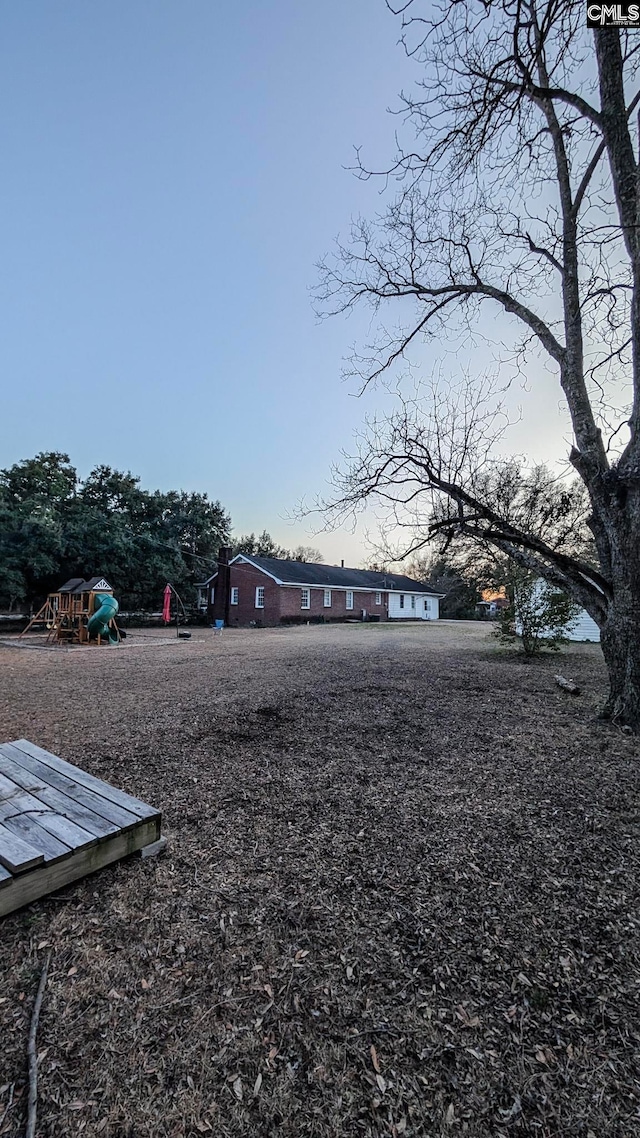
(87, 593, 120, 644)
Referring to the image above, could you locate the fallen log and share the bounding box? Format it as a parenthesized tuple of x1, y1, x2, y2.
(554, 674, 581, 695)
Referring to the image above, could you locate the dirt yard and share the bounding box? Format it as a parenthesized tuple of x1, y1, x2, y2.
(0, 621, 639, 1138)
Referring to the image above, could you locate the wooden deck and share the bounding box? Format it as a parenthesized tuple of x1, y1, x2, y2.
(0, 739, 161, 917)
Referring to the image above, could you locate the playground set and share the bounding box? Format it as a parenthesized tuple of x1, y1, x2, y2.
(21, 576, 122, 646)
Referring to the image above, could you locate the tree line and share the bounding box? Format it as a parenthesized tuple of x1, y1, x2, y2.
(0, 452, 318, 613)
(1, 449, 579, 649)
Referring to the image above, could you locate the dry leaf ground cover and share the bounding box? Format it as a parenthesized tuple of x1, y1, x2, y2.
(0, 621, 639, 1138)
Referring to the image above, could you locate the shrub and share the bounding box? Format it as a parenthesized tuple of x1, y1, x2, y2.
(495, 571, 580, 655)
(279, 615, 326, 626)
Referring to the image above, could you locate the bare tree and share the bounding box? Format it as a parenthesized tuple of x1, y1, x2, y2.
(290, 545, 324, 563)
(317, 1, 640, 727)
(232, 531, 290, 559)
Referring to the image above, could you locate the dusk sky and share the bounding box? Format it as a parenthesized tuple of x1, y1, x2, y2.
(0, 2, 564, 565)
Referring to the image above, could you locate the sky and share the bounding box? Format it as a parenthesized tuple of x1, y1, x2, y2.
(0, 2, 567, 566)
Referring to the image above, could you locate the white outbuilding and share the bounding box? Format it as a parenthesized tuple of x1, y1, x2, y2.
(516, 579, 601, 642)
(387, 591, 440, 621)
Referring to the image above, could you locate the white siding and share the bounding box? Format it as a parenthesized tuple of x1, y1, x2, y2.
(388, 593, 439, 620)
(424, 596, 439, 620)
(516, 606, 600, 642)
(515, 580, 600, 642)
(565, 609, 600, 642)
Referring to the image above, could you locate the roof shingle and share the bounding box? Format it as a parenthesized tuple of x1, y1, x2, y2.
(231, 555, 442, 595)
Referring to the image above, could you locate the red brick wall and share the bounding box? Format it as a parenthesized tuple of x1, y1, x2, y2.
(216, 562, 390, 626)
(211, 564, 389, 628)
(226, 562, 281, 626)
(279, 586, 388, 622)
(357, 591, 388, 619)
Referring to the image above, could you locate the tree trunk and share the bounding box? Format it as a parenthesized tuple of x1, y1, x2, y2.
(599, 601, 640, 730)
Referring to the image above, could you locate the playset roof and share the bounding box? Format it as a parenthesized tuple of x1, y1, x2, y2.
(58, 578, 86, 593)
(58, 577, 113, 594)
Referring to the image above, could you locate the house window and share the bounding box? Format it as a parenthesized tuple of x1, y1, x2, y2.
(231, 587, 239, 605)
(399, 594, 405, 608)
(346, 591, 354, 610)
(324, 589, 331, 607)
(375, 592, 381, 605)
(210, 587, 215, 603)
(301, 588, 310, 609)
(411, 595, 416, 610)
(424, 598, 429, 612)
(255, 586, 265, 609)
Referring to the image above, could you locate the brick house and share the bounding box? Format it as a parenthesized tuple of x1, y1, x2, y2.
(198, 554, 443, 628)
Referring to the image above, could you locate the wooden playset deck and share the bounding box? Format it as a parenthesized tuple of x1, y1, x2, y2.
(0, 739, 161, 917)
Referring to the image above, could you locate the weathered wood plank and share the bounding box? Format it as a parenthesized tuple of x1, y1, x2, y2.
(0, 824, 43, 873)
(0, 745, 119, 841)
(10, 740, 160, 821)
(0, 814, 69, 864)
(0, 817, 160, 917)
(0, 771, 97, 854)
(0, 789, 71, 864)
(0, 744, 141, 830)
(0, 740, 162, 913)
